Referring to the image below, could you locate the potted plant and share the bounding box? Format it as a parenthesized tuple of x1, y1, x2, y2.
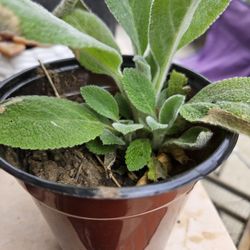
(0, 0, 248, 249)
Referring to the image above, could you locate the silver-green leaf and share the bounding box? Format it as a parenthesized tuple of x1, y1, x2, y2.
(112, 122, 144, 135)
(81, 85, 119, 121)
(63, 8, 120, 51)
(159, 95, 185, 127)
(179, 0, 230, 49)
(100, 129, 125, 146)
(125, 139, 152, 171)
(86, 138, 115, 155)
(149, 0, 201, 96)
(133, 55, 151, 80)
(180, 78, 250, 136)
(146, 116, 168, 131)
(0, 96, 104, 150)
(105, 0, 152, 54)
(164, 126, 213, 150)
(122, 68, 156, 115)
(190, 77, 250, 104)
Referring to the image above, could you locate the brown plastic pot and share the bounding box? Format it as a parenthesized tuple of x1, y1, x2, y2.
(0, 57, 238, 250)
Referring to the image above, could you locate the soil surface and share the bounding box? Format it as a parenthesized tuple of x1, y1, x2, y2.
(3, 146, 134, 187)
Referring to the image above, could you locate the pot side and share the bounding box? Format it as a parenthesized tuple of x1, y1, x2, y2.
(0, 57, 238, 250)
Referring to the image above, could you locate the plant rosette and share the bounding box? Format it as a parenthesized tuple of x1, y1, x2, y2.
(0, 57, 238, 250)
(0, 0, 248, 249)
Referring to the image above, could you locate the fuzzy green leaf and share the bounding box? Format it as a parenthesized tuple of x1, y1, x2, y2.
(157, 88, 167, 108)
(149, 0, 201, 93)
(190, 77, 250, 104)
(159, 95, 185, 127)
(125, 139, 152, 171)
(114, 93, 132, 119)
(81, 85, 119, 121)
(166, 70, 188, 97)
(133, 56, 151, 80)
(112, 122, 144, 135)
(179, 0, 230, 49)
(0, 0, 122, 77)
(105, 0, 152, 54)
(81, 104, 110, 124)
(180, 78, 250, 136)
(63, 9, 119, 51)
(164, 126, 213, 150)
(86, 138, 115, 155)
(181, 102, 250, 136)
(100, 129, 125, 146)
(0, 96, 104, 150)
(146, 116, 168, 131)
(122, 68, 156, 115)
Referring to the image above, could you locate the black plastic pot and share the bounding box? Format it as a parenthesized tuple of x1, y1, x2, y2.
(0, 57, 238, 250)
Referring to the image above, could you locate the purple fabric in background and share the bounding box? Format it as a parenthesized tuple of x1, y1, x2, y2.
(181, 0, 250, 82)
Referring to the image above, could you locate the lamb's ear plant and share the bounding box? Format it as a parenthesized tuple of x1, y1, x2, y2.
(0, 0, 250, 183)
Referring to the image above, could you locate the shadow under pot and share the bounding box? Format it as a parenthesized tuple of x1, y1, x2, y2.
(0, 57, 238, 250)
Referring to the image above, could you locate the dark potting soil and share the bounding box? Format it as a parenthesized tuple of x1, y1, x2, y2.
(3, 146, 123, 187)
(0, 65, 223, 188)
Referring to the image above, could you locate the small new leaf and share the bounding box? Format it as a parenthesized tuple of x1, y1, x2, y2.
(100, 129, 125, 145)
(159, 95, 185, 127)
(133, 55, 151, 80)
(164, 126, 213, 150)
(81, 85, 119, 121)
(112, 122, 144, 135)
(122, 68, 156, 115)
(166, 70, 188, 97)
(125, 139, 152, 171)
(146, 116, 168, 131)
(86, 138, 115, 155)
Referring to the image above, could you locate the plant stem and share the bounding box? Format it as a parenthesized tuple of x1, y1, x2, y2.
(154, 64, 171, 101)
(53, 0, 79, 17)
(152, 130, 165, 151)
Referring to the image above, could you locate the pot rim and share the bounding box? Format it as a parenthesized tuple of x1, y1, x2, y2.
(0, 57, 238, 199)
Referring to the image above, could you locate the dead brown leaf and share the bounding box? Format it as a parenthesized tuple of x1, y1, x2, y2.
(0, 5, 20, 34)
(0, 105, 6, 114)
(0, 41, 25, 57)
